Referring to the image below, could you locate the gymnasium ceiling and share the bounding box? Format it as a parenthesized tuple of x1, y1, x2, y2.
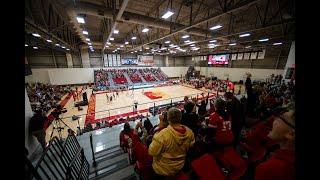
(25, 0, 295, 56)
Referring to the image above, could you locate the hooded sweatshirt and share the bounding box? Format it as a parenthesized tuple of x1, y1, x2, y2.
(255, 149, 295, 180)
(148, 124, 195, 176)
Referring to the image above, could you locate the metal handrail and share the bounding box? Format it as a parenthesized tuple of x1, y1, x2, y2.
(28, 136, 89, 180)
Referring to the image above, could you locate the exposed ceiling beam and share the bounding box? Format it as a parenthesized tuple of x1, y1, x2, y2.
(124, 0, 167, 41)
(125, 0, 265, 52)
(103, 0, 130, 51)
(181, 19, 294, 47)
(25, 17, 79, 53)
(71, 2, 213, 38)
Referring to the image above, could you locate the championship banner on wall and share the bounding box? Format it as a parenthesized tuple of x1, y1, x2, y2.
(244, 53, 250, 59)
(231, 54, 237, 60)
(257, 49, 266, 59)
(137, 55, 154, 66)
(237, 53, 243, 60)
(250, 52, 257, 59)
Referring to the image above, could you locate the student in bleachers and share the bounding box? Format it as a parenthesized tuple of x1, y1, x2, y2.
(181, 101, 199, 134)
(148, 107, 195, 177)
(128, 121, 155, 180)
(119, 122, 134, 152)
(255, 109, 295, 180)
(224, 92, 245, 149)
(208, 98, 234, 147)
(82, 122, 93, 133)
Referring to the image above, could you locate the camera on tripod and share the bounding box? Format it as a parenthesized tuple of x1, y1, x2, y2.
(51, 105, 67, 119)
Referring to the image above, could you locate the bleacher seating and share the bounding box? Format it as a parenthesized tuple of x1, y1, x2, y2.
(139, 69, 156, 82)
(127, 69, 142, 83)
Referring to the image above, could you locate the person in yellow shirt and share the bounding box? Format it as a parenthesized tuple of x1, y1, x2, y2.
(148, 107, 195, 177)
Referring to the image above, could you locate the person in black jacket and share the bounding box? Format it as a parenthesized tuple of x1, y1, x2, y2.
(245, 73, 254, 116)
(182, 101, 199, 134)
(224, 92, 245, 149)
(30, 109, 49, 151)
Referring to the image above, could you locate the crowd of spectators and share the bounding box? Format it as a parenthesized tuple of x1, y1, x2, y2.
(116, 74, 295, 180)
(26, 82, 70, 114)
(94, 69, 110, 89)
(139, 68, 157, 82)
(150, 68, 167, 81)
(127, 69, 142, 83)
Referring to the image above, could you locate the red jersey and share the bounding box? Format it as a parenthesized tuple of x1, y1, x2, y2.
(209, 112, 234, 145)
(255, 149, 295, 180)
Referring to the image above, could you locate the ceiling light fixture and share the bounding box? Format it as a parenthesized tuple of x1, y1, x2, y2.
(142, 27, 149, 32)
(209, 40, 217, 43)
(131, 37, 137, 40)
(162, 11, 174, 19)
(273, 42, 282, 45)
(259, 38, 269, 42)
(125, 41, 129, 44)
(83, 31, 88, 35)
(182, 35, 189, 38)
(85, 38, 90, 41)
(32, 33, 41, 37)
(229, 43, 236, 46)
(165, 41, 170, 44)
(113, 30, 119, 34)
(25, 44, 28, 47)
(239, 33, 251, 37)
(46, 39, 52, 43)
(33, 47, 38, 49)
(110, 38, 114, 41)
(210, 25, 222, 30)
(76, 17, 85, 24)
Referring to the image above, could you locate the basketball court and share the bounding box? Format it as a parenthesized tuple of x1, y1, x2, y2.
(44, 83, 245, 142)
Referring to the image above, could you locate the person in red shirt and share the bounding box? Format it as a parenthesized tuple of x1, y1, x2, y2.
(208, 98, 234, 146)
(255, 109, 295, 180)
(119, 122, 134, 152)
(228, 81, 235, 93)
(131, 121, 156, 180)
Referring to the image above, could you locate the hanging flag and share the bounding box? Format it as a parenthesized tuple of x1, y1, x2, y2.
(231, 54, 237, 60)
(250, 52, 257, 59)
(244, 53, 250, 59)
(257, 49, 266, 59)
(237, 53, 243, 60)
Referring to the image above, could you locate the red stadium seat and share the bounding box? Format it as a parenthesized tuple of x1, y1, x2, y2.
(191, 153, 228, 180)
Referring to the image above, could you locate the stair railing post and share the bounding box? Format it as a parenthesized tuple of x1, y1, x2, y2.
(89, 133, 97, 167)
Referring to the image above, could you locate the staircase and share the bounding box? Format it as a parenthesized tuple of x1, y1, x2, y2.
(88, 145, 136, 180)
(107, 72, 115, 86)
(123, 72, 133, 85)
(77, 124, 138, 180)
(136, 70, 147, 84)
